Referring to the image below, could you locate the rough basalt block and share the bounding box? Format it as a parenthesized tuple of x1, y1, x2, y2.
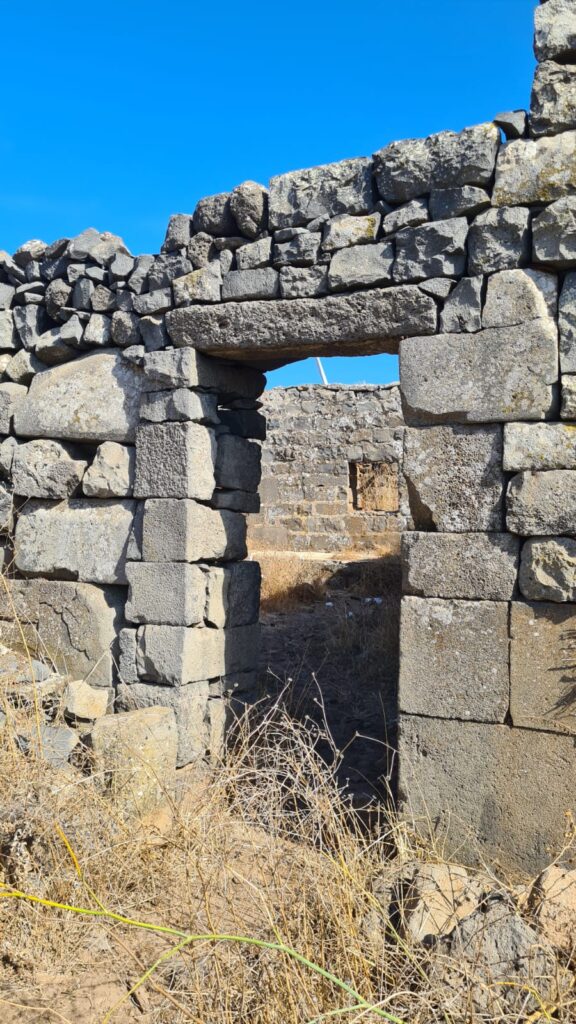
(467, 207, 531, 275)
(268, 157, 374, 230)
(493, 131, 576, 206)
(142, 499, 247, 562)
(511, 601, 576, 733)
(562, 375, 576, 417)
(134, 422, 216, 500)
(402, 532, 519, 600)
(439, 277, 482, 333)
(37, 581, 122, 688)
(131, 347, 265, 400)
(11, 439, 87, 498)
(504, 422, 576, 471)
(519, 537, 576, 602)
(167, 287, 438, 362)
(393, 218, 468, 282)
(398, 715, 576, 873)
(139, 388, 219, 425)
(117, 679, 210, 767)
(136, 622, 259, 685)
(403, 424, 505, 532)
(328, 241, 394, 291)
(125, 562, 207, 626)
(373, 123, 500, 204)
(82, 441, 135, 498)
(530, 60, 576, 137)
(399, 596, 509, 722)
(400, 321, 558, 424)
(322, 212, 380, 250)
(560, 273, 576, 371)
(0, 383, 28, 433)
(507, 470, 576, 535)
(482, 269, 557, 328)
(204, 561, 261, 628)
(215, 434, 261, 493)
(534, 0, 576, 63)
(533, 197, 576, 266)
(91, 707, 178, 815)
(221, 268, 279, 301)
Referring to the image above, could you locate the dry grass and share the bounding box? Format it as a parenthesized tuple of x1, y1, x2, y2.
(0, 686, 575, 1023)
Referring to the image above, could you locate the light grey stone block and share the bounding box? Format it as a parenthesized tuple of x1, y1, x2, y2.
(142, 499, 247, 562)
(273, 230, 321, 267)
(393, 218, 468, 282)
(167, 287, 437, 360)
(494, 109, 527, 140)
(139, 388, 219, 424)
(136, 622, 259, 685)
(534, 0, 576, 62)
(192, 192, 235, 236)
(129, 347, 264, 400)
(328, 241, 394, 291)
(468, 207, 531, 274)
(483, 269, 558, 327)
(215, 434, 261, 492)
(6, 349, 43, 384)
(562, 374, 576, 417)
(162, 214, 193, 253)
(279, 265, 328, 298)
(117, 679, 210, 767)
(429, 186, 490, 220)
(0, 382, 27, 432)
(14, 499, 136, 584)
(172, 265, 222, 305)
(418, 278, 455, 300)
(64, 678, 110, 720)
(400, 320, 558, 424)
(0, 283, 16, 311)
(511, 601, 576, 736)
(0, 482, 13, 533)
(148, 253, 192, 290)
(91, 706, 177, 815)
(13, 350, 143, 443)
(118, 627, 138, 685)
(399, 596, 509, 722)
(398, 715, 576, 874)
(533, 197, 576, 266)
(67, 228, 130, 266)
(322, 212, 380, 250)
(134, 422, 216, 500)
(403, 424, 505, 532)
(0, 310, 17, 350)
(269, 157, 374, 229)
(236, 237, 272, 271)
(380, 199, 428, 234)
(127, 254, 154, 293)
(402, 532, 519, 600)
(38, 581, 122, 688)
(560, 273, 576, 371)
(111, 311, 140, 347)
(519, 538, 576, 602)
(230, 180, 268, 239)
(530, 60, 576, 137)
(439, 277, 482, 332)
(204, 561, 261, 627)
(132, 287, 172, 316)
(493, 131, 576, 205)
(222, 268, 279, 301)
(504, 422, 576, 471)
(84, 313, 111, 347)
(83, 441, 135, 497)
(12, 439, 87, 498)
(507, 470, 576, 535)
(374, 123, 500, 203)
(125, 562, 206, 626)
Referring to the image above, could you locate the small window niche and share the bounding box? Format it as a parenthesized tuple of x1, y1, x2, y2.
(349, 461, 399, 513)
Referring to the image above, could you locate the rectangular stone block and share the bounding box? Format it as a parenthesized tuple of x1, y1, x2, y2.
(400, 321, 558, 425)
(399, 596, 510, 723)
(134, 422, 216, 499)
(125, 562, 207, 626)
(398, 715, 576, 874)
(215, 434, 261, 492)
(507, 470, 576, 535)
(493, 131, 576, 206)
(269, 156, 374, 229)
(529, 60, 576, 138)
(0, 383, 27, 433)
(504, 422, 576, 471)
(130, 347, 265, 400)
(560, 273, 576, 372)
(393, 219, 468, 282)
(403, 424, 505, 532)
(139, 389, 219, 424)
(117, 679, 210, 767)
(511, 601, 576, 734)
(136, 622, 259, 685)
(142, 499, 247, 562)
(402, 532, 519, 600)
(204, 561, 261, 627)
(37, 581, 123, 688)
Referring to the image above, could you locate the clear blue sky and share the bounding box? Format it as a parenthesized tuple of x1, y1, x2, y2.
(1, 0, 536, 387)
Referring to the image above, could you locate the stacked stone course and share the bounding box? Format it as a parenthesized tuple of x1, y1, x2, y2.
(1, 0, 575, 869)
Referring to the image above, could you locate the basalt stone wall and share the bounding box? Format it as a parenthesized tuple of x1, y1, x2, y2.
(1, 0, 575, 869)
(249, 384, 407, 556)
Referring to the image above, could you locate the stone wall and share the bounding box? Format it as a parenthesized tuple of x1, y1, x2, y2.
(1, 0, 575, 871)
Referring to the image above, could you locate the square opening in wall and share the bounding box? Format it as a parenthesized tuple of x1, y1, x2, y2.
(349, 461, 399, 512)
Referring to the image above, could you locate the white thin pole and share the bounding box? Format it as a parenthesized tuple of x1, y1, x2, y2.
(316, 357, 328, 385)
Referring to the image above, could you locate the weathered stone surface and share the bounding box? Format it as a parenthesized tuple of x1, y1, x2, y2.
(269, 157, 374, 229)
(402, 532, 519, 600)
(172, 265, 222, 305)
(193, 192, 236, 236)
(91, 707, 177, 815)
(428, 185, 490, 220)
(504, 422, 576, 471)
(279, 265, 328, 298)
(494, 109, 528, 140)
(167, 287, 437, 361)
(125, 562, 206, 626)
(12, 439, 87, 498)
(468, 207, 531, 274)
(398, 715, 576, 873)
(393, 218, 468, 282)
(222, 268, 279, 301)
(132, 287, 172, 317)
(519, 537, 576, 602)
(134, 422, 215, 499)
(328, 242, 394, 291)
(533, 197, 576, 266)
(507, 470, 576, 535)
(403, 425, 504, 532)
(6, 348, 43, 384)
(13, 350, 143, 443)
(0, 283, 15, 310)
(0, 482, 13, 534)
(204, 561, 261, 628)
(562, 374, 576, 417)
(116, 679, 210, 767)
(216, 434, 261, 492)
(162, 214, 192, 253)
(531, 866, 576, 953)
(530, 61, 576, 137)
(395, 862, 485, 944)
(129, 347, 264, 400)
(493, 131, 576, 206)
(0, 383, 28, 433)
(236, 237, 272, 271)
(322, 212, 380, 250)
(230, 181, 268, 239)
(14, 499, 136, 584)
(560, 272, 576, 370)
(38, 581, 121, 688)
(511, 600, 576, 731)
(64, 678, 110, 719)
(137, 623, 259, 685)
(380, 199, 428, 234)
(399, 596, 509, 722)
(83, 441, 135, 497)
(439, 276, 482, 332)
(400, 321, 558, 424)
(211, 489, 260, 513)
(139, 388, 219, 424)
(36, 723, 79, 768)
(111, 311, 140, 347)
(374, 123, 500, 203)
(67, 228, 130, 266)
(273, 230, 321, 267)
(534, 0, 576, 62)
(142, 499, 247, 562)
(0, 310, 17, 350)
(483, 268, 558, 327)
(84, 313, 111, 347)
